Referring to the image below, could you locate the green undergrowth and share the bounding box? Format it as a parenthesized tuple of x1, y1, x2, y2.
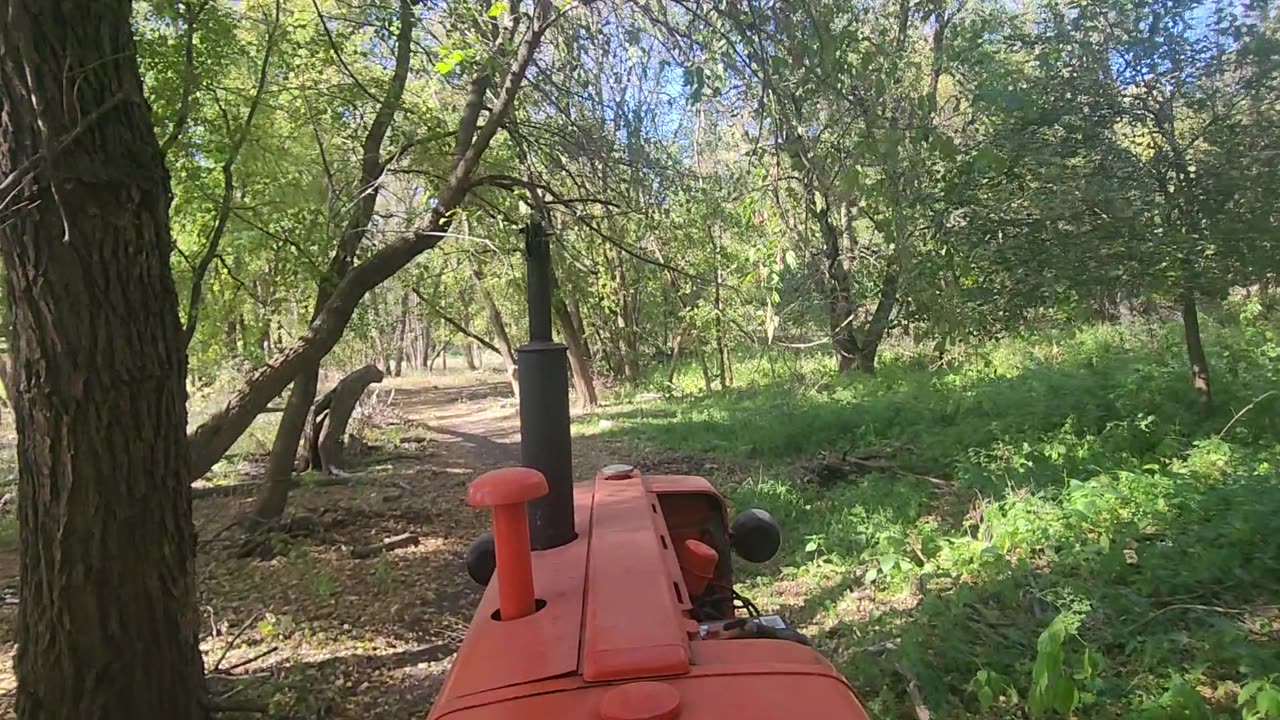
(579, 310, 1280, 719)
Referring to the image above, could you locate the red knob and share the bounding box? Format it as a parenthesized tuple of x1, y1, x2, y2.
(467, 467, 548, 621)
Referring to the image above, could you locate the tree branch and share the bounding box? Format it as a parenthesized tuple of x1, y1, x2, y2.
(414, 289, 500, 355)
(159, 0, 210, 157)
(184, 0, 283, 346)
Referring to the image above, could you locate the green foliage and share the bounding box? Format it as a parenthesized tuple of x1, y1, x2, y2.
(583, 311, 1280, 718)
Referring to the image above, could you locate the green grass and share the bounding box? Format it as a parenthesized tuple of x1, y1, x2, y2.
(580, 310, 1280, 719)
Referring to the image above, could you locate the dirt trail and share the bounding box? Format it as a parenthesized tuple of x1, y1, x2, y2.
(183, 372, 620, 719)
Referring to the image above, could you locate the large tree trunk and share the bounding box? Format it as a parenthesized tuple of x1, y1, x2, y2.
(0, 1, 207, 716)
(1182, 288, 1213, 411)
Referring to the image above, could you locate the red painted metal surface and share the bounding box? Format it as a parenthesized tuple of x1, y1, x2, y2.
(427, 470, 872, 720)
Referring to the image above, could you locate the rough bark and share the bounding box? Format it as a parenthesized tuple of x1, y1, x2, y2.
(464, 340, 479, 370)
(0, 1, 207, 716)
(186, 4, 548, 481)
(306, 364, 384, 473)
(1182, 288, 1213, 410)
(252, 366, 318, 522)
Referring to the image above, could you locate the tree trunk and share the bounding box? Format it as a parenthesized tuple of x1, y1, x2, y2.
(429, 339, 451, 371)
(0, 1, 207, 715)
(472, 264, 520, 399)
(567, 296, 593, 360)
(1182, 289, 1213, 410)
(698, 350, 714, 392)
(554, 295, 599, 409)
(464, 341, 479, 370)
(307, 364, 384, 473)
(419, 315, 432, 369)
(251, 364, 319, 523)
(713, 229, 730, 388)
(394, 290, 410, 377)
(854, 268, 900, 375)
(613, 252, 640, 380)
(666, 331, 684, 385)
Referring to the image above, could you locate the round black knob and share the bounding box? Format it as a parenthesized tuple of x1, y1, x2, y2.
(464, 532, 496, 585)
(730, 509, 781, 563)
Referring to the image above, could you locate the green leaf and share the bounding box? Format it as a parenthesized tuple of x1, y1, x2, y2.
(486, 1, 508, 17)
(435, 49, 465, 75)
(931, 133, 960, 159)
(974, 146, 1009, 174)
(978, 686, 995, 709)
(840, 167, 863, 195)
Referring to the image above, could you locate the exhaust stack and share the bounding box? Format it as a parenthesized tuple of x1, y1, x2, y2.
(518, 219, 576, 550)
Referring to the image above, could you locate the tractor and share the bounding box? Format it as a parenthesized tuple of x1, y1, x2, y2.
(426, 225, 871, 720)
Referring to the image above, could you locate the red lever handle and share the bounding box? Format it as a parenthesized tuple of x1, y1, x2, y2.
(467, 467, 548, 621)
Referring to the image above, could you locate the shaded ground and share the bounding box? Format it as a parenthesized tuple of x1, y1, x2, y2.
(0, 371, 625, 719)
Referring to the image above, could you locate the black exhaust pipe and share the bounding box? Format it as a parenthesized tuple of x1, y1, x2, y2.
(519, 219, 576, 550)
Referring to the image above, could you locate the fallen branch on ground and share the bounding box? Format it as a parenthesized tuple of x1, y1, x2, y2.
(352, 532, 420, 559)
(1127, 603, 1251, 633)
(214, 645, 279, 675)
(1218, 390, 1276, 439)
(210, 611, 265, 673)
(896, 663, 932, 720)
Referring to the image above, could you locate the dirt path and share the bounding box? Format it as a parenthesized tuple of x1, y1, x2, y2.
(183, 372, 622, 719)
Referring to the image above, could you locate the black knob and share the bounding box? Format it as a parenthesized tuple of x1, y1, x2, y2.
(730, 509, 781, 563)
(465, 532, 496, 585)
